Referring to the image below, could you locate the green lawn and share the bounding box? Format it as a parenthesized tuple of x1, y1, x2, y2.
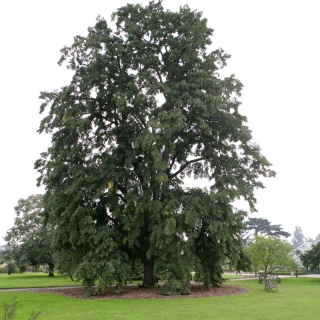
(0, 273, 81, 289)
(222, 273, 244, 279)
(0, 277, 320, 319)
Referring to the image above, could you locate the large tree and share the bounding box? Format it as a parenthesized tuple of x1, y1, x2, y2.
(4, 194, 55, 276)
(247, 236, 294, 274)
(243, 217, 290, 245)
(35, 1, 275, 294)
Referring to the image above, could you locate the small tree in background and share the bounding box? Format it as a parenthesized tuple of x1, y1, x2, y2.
(291, 225, 305, 249)
(247, 236, 294, 274)
(4, 195, 55, 277)
(6, 263, 16, 276)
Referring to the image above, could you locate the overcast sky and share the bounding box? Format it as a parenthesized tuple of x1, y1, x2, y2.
(1, 0, 319, 245)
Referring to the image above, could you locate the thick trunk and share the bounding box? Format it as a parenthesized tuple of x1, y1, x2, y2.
(48, 263, 54, 277)
(143, 260, 156, 286)
(140, 210, 156, 286)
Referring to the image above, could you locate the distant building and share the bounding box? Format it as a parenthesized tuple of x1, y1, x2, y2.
(293, 240, 320, 272)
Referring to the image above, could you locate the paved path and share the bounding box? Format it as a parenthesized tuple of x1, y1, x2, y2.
(1, 274, 320, 292)
(224, 272, 320, 280)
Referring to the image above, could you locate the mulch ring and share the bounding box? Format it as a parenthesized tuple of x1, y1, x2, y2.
(35, 284, 250, 300)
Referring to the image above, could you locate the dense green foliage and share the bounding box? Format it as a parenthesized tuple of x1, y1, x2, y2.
(247, 236, 294, 274)
(35, 1, 275, 294)
(4, 195, 55, 276)
(300, 241, 320, 271)
(234, 248, 252, 274)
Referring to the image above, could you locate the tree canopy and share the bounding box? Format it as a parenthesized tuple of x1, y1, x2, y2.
(4, 194, 55, 276)
(247, 236, 294, 274)
(243, 217, 290, 244)
(35, 1, 275, 295)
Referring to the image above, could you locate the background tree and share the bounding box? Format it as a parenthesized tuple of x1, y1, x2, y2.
(35, 1, 275, 294)
(247, 236, 294, 274)
(243, 217, 290, 245)
(4, 194, 55, 276)
(291, 225, 305, 249)
(300, 242, 320, 272)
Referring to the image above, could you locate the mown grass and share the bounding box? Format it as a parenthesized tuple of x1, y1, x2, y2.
(0, 273, 81, 289)
(222, 273, 244, 279)
(0, 277, 320, 319)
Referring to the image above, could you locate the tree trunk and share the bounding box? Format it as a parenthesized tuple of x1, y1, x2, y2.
(140, 213, 156, 286)
(48, 263, 54, 277)
(143, 260, 156, 286)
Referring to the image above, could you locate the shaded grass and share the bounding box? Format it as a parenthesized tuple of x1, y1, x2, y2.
(0, 273, 81, 289)
(0, 277, 320, 319)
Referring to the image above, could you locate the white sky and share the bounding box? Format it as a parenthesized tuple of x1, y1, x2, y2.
(1, 0, 320, 245)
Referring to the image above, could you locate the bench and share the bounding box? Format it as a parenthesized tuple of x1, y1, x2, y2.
(265, 278, 278, 292)
(269, 274, 281, 284)
(258, 273, 281, 284)
(258, 273, 267, 284)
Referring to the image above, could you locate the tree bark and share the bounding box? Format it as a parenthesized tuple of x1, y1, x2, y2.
(140, 212, 156, 286)
(48, 263, 54, 277)
(143, 259, 156, 286)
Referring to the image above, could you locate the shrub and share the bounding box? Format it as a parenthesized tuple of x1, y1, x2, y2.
(2, 297, 41, 320)
(7, 263, 16, 275)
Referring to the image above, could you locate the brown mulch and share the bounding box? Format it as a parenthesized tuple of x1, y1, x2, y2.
(34, 284, 250, 300)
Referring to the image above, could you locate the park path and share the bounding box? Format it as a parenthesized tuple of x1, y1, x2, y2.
(1, 274, 320, 292)
(224, 272, 320, 280)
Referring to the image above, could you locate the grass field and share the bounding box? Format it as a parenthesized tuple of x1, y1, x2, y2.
(1, 277, 320, 319)
(0, 273, 81, 289)
(222, 273, 244, 279)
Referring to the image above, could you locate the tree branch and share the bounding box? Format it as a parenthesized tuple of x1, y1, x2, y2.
(169, 157, 204, 179)
(168, 154, 178, 173)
